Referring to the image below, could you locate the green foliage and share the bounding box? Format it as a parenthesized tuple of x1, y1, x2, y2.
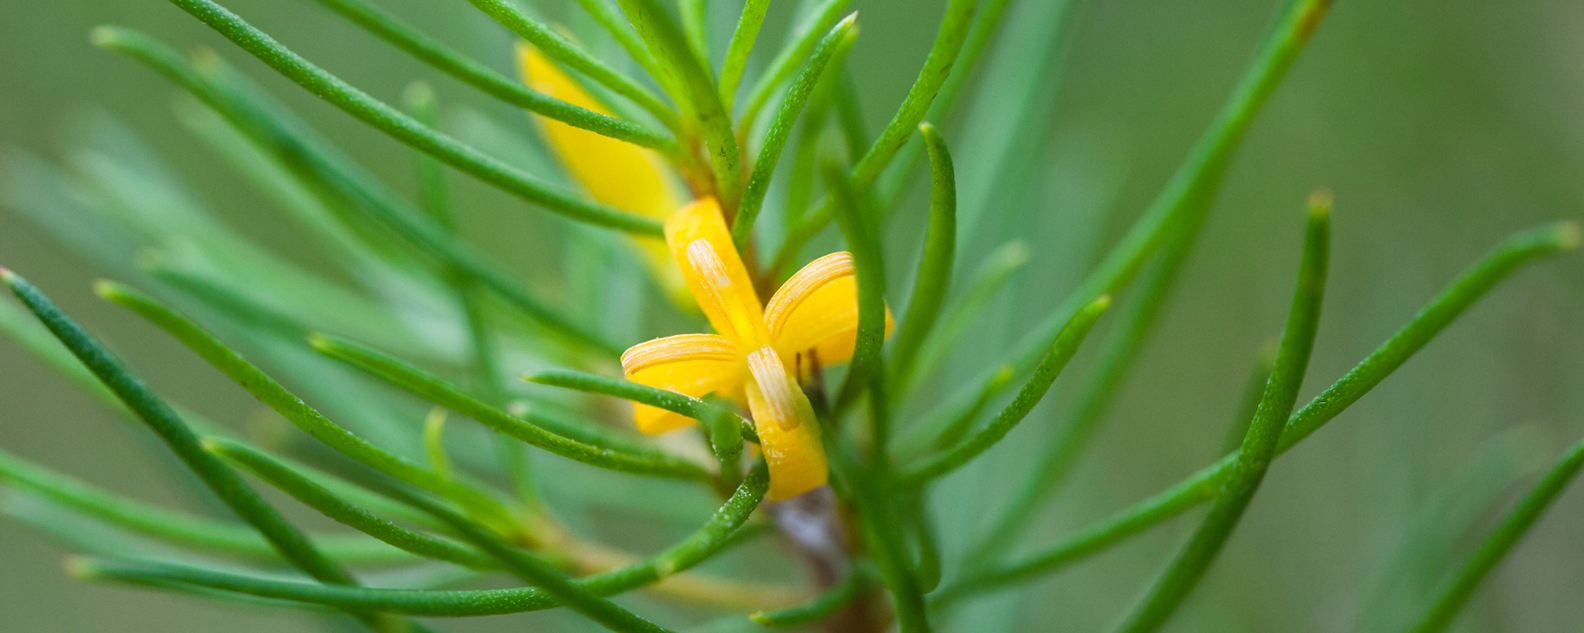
(1, 0, 1581, 631)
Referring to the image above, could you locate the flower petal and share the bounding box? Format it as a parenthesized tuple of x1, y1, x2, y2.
(766, 252, 893, 369)
(743, 347, 827, 501)
(666, 199, 768, 347)
(517, 44, 687, 300)
(621, 334, 742, 434)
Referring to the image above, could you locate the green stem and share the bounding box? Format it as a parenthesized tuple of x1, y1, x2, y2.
(731, 13, 857, 251)
(73, 465, 770, 616)
(1116, 196, 1330, 633)
(1407, 436, 1584, 633)
(156, 0, 666, 235)
(941, 220, 1582, 600)
(310, 335, 714, 482)
(92, 280, 522, 535)
(895, 295, 1111, 489)
(462, 0, 681, 131)
(303, 0, 676, 151)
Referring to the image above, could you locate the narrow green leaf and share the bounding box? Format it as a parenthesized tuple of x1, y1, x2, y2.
(905, 493, 942, 592)
(311, 335, 713, 482)
(527, 369, 761, 444)
(462, 0, 681, 131)
(387, 486, 678, 633)
(72, 464, 770, 616)
(1219, 341, 1279, 456)
(895, 239, 1028, 396)
(304, 0, 676, 151)
(750, 564, 873, 627)
(421, 408, 455, 480)
(92, 280, 521, 535)
(1408, 433, 1584, 633)
(896, 295, 1111, 489)
(824, 160, 887, 414)
(680, 0, 711, 65)
(573, 0, 667, 82)
(0, 270, 361, 588)
(964, 223, 1205, 567)
(617, 0, 744, 210)
(206, 437, 499, 571)
(732, 12, 857, 251)
(886, 122, 957, 389)
(0, 446, 411, 564)
(93, 27, 623, 357)
(718, 0, 773, 110)
(136, 4, 667, 236)
(1117, 196, 1331, 633)
(738, 0, 853, 135)
(893, 364, 1013, 462)
(942, 220, 1582, 600)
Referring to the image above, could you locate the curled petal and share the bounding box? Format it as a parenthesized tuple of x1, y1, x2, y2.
(666, 199, 767, 347)
(744, 347, 828, 501)
(767, 252, 892, 369)
(621, 334, 742, 434)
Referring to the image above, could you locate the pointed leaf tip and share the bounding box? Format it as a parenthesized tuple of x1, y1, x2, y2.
(63, 556, 97, 580)
(1307, 188, 1333, 218)
(1556, 220, 1583, 251)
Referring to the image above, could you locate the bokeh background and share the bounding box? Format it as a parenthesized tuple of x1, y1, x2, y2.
(2, 0, 1583, 631)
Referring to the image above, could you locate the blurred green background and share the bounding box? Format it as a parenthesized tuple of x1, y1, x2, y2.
(2, 0, 1582, 631)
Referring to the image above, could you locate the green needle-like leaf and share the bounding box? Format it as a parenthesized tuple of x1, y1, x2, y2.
(0, 446, 411, 564)
(388, 487, 678, 633)
(826, 160, 888, 414)
(152, 0, 666, 236)
(750, 564, 874, 627)
(1408, 433, 1584, 633)
(527, 369, 761, 444)
(93, 26, 624, 357)
(573, 0, 666, 81)
(739, 0, 853, 134)
(0, 270, 372, 594)
(893, 364, 1013, 462)
(886, 122, 957, 389)
(719, 0, 773, 110)
(462, 0, 681, 131)
(941, 220, 1582, 601)
(73, 464, 771, 616)
(311, 335, 713, 482)
(93, 280, 521, 534)
(731, 13, 856, 251)
(895, 294, 1111, 488)
(898, 240, 1029, 395)
(206, 437, 500, 571)
(965, 224, 1205, 567)
(617, 0, 744, 210)
(1116, 196, 1330, 633)
(303, 0, 676, 151)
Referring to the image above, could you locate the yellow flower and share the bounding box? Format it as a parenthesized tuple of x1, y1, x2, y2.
(516, 44, 688, 302)
(622, 198, 891, 501)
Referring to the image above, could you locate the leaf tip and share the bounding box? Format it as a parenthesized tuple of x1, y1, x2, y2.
(197, 436, 223, 455)
(88, 26, 122, 49)
(91, 279, 124, 302)
(748, 612, 773, 625)
(1555, 220, 1583, 251)
(63, 556, 98, 580)
(1307, 188, 1333, 218)
(306, 332, 334, 353)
